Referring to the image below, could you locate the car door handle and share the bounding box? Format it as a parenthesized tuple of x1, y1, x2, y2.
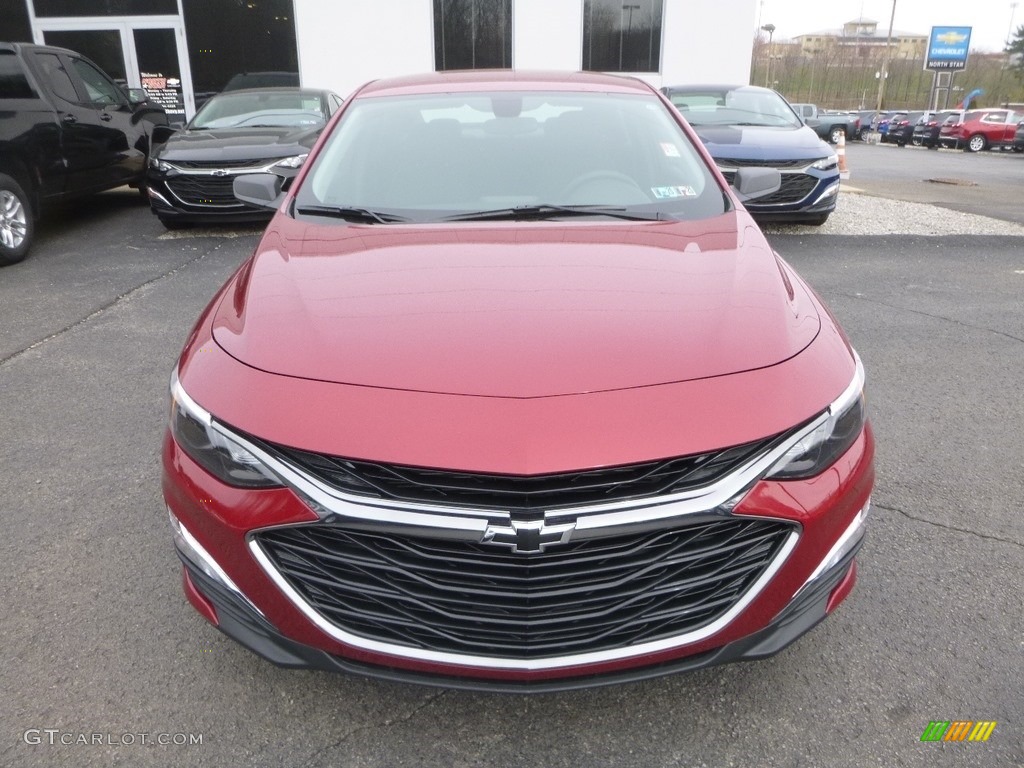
(62, 113, 78, 124)
(100, 113, 112, 121)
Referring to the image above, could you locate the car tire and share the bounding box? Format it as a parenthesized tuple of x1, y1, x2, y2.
(965, 134, 987, 153)
(829, 127, 844, 144)
(0, 172, 34, 266)
(804, 214, 829, 226)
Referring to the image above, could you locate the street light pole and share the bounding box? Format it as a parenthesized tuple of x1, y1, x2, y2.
(874, 0, 897, 113)
(761, 24, 776, 88)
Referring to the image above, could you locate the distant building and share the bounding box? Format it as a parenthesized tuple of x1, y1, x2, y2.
(794, 17, 927, 59)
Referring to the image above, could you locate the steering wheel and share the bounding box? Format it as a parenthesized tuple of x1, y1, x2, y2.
(558, 170, 648, 204)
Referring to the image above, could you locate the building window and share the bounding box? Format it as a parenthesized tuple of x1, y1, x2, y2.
(183, 0, 298, 99)
(583, 0, 663, 73)
(433, 0, 512, 70)
(33, 0, 178, 15)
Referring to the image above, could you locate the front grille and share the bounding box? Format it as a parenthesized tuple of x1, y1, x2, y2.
(722, 171, 820, 207)
(166, 176, 243, 207)
(256, 516, 795, 658)
(263, 436, 778, 512)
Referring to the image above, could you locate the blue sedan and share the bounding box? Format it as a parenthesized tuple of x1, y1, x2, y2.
(662, 85, 840, 225)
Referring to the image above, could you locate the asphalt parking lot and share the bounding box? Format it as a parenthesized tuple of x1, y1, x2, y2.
(1, 147, 1022, 766)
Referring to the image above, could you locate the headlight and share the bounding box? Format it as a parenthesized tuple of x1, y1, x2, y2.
(811, 154, 839, 171)
(767, 357, 866, 480)
(169, 371, 281, 488)
(273, 154, 308, 170)
(149, 157, 173, 172)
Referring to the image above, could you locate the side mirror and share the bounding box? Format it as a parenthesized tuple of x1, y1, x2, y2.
(233, 173, 284, 210)
(731, 167, 782, 202)
(127, 88, 149, 107)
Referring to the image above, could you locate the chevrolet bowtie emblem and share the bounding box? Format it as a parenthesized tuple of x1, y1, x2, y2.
(936, 31, 967, 45)
(482, 518, 576, 554)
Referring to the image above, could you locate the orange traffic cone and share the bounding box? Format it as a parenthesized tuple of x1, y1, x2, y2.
(837, 132, 850, 180)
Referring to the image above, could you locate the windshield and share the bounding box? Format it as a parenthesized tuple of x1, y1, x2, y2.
(666, 88, 802, 128)
(190, 90, 326, 129)
(294, 91, 727, 222)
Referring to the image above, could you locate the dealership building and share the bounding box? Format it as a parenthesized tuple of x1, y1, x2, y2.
(3, 0, 756, 120)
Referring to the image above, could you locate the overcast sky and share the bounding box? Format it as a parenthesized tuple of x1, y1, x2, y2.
(755, 0, 1020, 53)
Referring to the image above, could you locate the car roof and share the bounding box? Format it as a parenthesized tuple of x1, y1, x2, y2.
(356, 70, 655, 98)
(662, 84, 768, 93)
(210, 87, 330, 98)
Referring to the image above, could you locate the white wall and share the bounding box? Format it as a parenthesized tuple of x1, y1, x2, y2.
(295, 0, 434, 98)
(513, 0, 583, 70)
(659, 0, 758, 88)
(295, 0, 757, 98)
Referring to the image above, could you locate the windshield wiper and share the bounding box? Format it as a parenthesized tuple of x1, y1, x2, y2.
(296, 205, 410, 224)
(441, 204, 666, 222)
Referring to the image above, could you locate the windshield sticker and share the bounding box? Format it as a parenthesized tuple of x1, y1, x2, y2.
(660, 142, 681, 157)
(651, 185, 697, 199)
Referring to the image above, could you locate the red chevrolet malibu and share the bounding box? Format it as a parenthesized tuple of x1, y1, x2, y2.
(163, 71, 874, 691)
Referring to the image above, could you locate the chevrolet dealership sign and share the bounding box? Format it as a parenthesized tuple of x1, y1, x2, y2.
(926, 26, 972, 70)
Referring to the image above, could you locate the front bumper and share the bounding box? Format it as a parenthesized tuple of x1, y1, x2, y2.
(719, 165, 840, 222)
(163, 406, 874, 687)
(179, 540, 863, 692)
(147, 175, 274, 224)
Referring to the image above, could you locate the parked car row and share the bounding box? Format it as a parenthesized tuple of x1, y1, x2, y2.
(3, 51, 878, 692)
(863, 107, 1024, 153)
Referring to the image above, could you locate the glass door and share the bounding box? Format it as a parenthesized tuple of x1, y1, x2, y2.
(37, 19, 194, 122)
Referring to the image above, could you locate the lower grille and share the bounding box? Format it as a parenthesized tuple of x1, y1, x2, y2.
(256, 516, 795, 659)
(166, 176, 243, 208)
(720, 171, 820, 206)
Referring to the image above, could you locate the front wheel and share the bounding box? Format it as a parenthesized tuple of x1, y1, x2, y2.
(965, 134, 987, 153)
(803, 214, 829, 226)
(911, 136, 923, 147)
(829, 127, 845, 144)
(0, 173, 34, 266)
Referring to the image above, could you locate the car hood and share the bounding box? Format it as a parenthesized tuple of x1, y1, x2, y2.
(211, 216, 821, 398)
(692, 124, 830, 161)
(155, 125, 322, 163)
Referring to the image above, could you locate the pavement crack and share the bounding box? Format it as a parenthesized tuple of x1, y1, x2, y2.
(307, 690, 448, 761)
(874, 502, 1023, 549)
(839, 293, 1024, 346)
(0, 242, 226, 369)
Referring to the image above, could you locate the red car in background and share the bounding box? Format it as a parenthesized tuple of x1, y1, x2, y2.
(939, 108, 1024, 152)
(162, 70, 874, 690)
